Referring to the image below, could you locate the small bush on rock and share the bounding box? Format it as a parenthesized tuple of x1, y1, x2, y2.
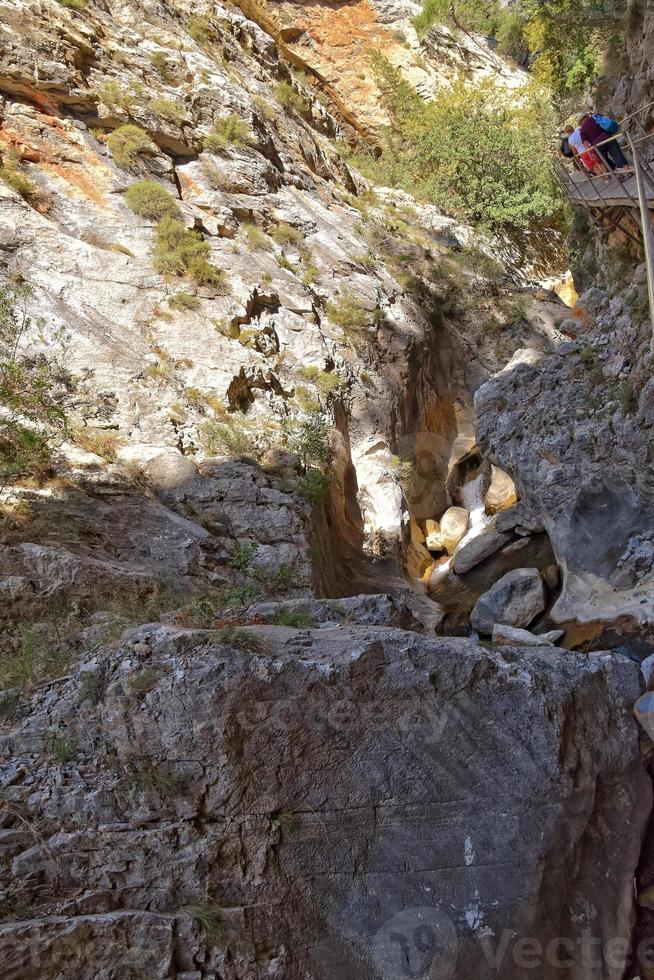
(0, 161, 39, 204)
(167, 291, 200, 311)
(149, 97, 186, 124)
(273, 608, 312, 627)
(125, 180, 180, 220)
(0, 283, 73, 490)
(187, 14, 212, 45)
(299, 467, 330, 504)
(200, 416, 261, 457)
(275, 81, 308, 116)
(272, 222, 302, 247)
(153, 215, 225, 286)
(217, 625, 261, 652)
(326, 295, 374, 341)
(204, 114, 252, 151)
(107, 125, 153, 169)
(285, 411, 331, 466)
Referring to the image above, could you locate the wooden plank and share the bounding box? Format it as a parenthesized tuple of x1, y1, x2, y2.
(566, 172, 654, 208)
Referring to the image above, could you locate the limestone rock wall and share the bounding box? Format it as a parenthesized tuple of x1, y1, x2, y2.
(1, 621, 649, 979)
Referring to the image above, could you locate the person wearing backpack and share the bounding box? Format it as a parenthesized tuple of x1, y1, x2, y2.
(579, 112, 630, 171)
(566, 124, 605, 174)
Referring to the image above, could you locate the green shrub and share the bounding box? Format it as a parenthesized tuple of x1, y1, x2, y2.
(294, 385, 321, 412)
(168, 291, 200, 311)
(153, 215, 225, 286)
(50, 735, 77, 763)
(238, 222, 273, 251)
(617, 378, 637, 414)
(0, 162, 39, 202)
(0, 283, 72, 491)
(276, 255, 296, 272)
(217, 625, 261, 652)
(200, 416, 260, 457)
(326, 295, 374, 338)
(285, 412, 331, 466)
(256, 562, 303, 594)
(125, 179, 180, 220)
(135, 763, 181, 797)
(73, 426, 120, 460)
(298, 366, 342, 394)
(182, 900, 229, 941)
(204, 114, 252, 151)
(272, 222, 302, 247)
(231, 542, 256, 573)
(1, 622, 71, 691)
(57, 0, 86, 8)
(301, 264, 321, 286)
(298, 467, 330, 504)
(187, 14, 212, 45)
(150, 97, 186, 124)
(150, 51, 174, 79)
(365, 54, 561, 231)
(274, 81, 308, 116)
(107, 125, 152, 169)
(97, 80, 134, 111)
(273, 608, 312, 627)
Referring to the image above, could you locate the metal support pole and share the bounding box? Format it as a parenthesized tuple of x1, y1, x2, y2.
(626, 133, 654, 346)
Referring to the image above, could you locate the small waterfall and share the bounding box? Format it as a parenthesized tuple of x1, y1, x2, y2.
(457, 472, 493, 550)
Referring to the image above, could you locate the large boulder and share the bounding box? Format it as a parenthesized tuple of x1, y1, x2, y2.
(471, 567, 546, 635)
(439, 506, 470, 554)
(451, 524, 512, 574)
(425, 506, 469, 554)
(0, 623, 648, 980)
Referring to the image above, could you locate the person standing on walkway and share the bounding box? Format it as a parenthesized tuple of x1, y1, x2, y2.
(565, 124, 605, 174)
(579, 113, 630, 171)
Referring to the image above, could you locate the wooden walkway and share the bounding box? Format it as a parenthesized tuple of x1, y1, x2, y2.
(565, 169, 654, 208)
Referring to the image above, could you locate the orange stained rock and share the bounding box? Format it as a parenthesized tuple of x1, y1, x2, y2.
(0, 114, 112, 207)
(240, 0, 407, 131)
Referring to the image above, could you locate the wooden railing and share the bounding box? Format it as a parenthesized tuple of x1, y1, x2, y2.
(554, 102, 654, 338)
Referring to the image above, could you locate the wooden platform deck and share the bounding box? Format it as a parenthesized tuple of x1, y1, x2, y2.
(565, 169, 654, 208)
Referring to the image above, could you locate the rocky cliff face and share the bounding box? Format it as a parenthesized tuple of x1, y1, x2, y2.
(1, 618, 649, 980)
(1, 1, 652, 978)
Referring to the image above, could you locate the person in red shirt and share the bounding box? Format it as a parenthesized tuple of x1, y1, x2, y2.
(579, 113, 630, 171)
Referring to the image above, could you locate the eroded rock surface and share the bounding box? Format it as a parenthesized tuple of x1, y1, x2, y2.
(0, 623, 649, 979)
(476, 279, 654, 646)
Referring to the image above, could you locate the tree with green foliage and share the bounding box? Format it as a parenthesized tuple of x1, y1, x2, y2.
(412, 0, 627, 99)
(523, 0, 626, 99)
(0, 283, 73, 490)
(358, 53, 561, 231)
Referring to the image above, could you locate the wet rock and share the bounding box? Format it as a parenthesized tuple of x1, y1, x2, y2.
(451, 525, 512, 575)
(470, 567, 545, 635)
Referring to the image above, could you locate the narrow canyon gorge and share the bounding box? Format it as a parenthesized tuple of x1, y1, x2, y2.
(1, 0, 654, 977)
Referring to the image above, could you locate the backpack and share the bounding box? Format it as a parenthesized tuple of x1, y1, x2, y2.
(592, 113, 619, 135)
(559, 135, 574, 158)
